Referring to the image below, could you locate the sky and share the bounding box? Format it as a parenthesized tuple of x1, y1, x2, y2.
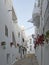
(12, 0, 35, 37)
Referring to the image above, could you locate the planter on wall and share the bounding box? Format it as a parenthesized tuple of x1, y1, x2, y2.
(17, 43, 20, 47)
(45, 30, 49, 43)
(34, 34, 45, 49)
(39, 34, 44, 45)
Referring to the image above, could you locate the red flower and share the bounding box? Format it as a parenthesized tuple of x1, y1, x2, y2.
(10, 42, 13, 47)
(17, 43, 19, 47)
(38, 34, 44, 44)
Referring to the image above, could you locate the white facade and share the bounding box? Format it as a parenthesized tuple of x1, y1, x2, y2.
(32, 0, 49, 65)
(21, 28, 27, 46)
(27, 36, 35, 54)
(0, 0, 13, 65)
(19, 28, 27, 58)
(28, 0, 49, 65)
(0, 0, 22, 65)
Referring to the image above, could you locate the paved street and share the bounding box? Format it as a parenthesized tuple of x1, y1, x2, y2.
(13, 54, 39, 65)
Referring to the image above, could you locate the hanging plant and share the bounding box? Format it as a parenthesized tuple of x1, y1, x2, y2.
(34, 37, 39, 46)
(10, 42, 14, 47)
(37, 34, 44, 45)
(46, 30, 49, 35)
(46, 30, 49, 38)
(45, 30, 49, 43)
(40, 34, 44, 44)
(17, 43, 19, 47)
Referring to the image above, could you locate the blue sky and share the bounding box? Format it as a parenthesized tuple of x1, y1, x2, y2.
(13, 0, 35, 37)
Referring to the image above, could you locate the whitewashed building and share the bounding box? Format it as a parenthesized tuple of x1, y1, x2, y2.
(19, 27, 27, 58)
(0, 0, 13, 65)
(29, 0, 49, 65)
(0, 0, 22, 65)
(27, 36, 35, 54)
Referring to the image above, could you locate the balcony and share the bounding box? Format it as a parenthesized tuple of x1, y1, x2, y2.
(33, 7, 40, 18)
(28, 1, 40, 28)
(32, 6, 40, 28)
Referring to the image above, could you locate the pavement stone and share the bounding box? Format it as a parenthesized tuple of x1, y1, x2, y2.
(13, 54, 39, 65)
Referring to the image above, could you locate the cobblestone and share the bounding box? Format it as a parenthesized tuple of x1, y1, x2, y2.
(13, 54, 39, 65)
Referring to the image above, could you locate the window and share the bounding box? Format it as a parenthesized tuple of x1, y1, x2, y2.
(19, 46, 21, 53)
(18, 32, 20, 38)
(5, 25, 8, 37)
(12, 32, 16, 47)
(22, 38, 24, 42)
(7, 53, 10, 64)
(30, 45, 32, 51)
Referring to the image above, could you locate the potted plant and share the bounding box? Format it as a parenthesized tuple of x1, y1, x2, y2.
(45, 30, 49, 43)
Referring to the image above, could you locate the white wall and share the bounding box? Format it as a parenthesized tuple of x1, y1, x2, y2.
(13, 22, 23, 59)
(0, 0, 13, 65)
(41, 43, 49, 65)
(0, 0, 21, 65)
(27, 37, 35, 54)
(13, 23, 22, 46)
(41, 1, 49, 65)
(35, 0, 49, 65)
(35, 46, 41, 65)
(36, 43, 49, 65)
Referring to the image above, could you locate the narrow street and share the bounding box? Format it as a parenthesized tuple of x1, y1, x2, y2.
(0, 0, 49, 65)
(13, 54, 39, 65)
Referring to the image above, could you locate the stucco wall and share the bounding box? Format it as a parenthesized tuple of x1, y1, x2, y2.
(0, 0, 21, 65)
(35, 43, 49, 65)
(35, 0, 49, 65)
(35, 46, 41, 65)
(0, 0, 12, 65)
